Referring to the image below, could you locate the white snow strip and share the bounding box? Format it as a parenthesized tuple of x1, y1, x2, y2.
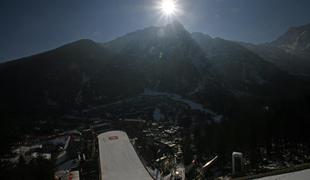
(81, 89, 223, 123)
(98, 131, 153, 180)
(255, 169, 310, 180)
(143, 90, 211, 112)
(143, 89, 223, 122)
(153, 108, 163, 121)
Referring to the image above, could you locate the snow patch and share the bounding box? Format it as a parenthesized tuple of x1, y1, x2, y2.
(144, 89, 223, 123)
(153, 108, 164, 121)
(256, 169, 310, 180)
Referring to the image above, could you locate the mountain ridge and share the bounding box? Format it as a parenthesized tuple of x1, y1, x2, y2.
(238, 23, 310, 76)
(0, 21, 309, 117)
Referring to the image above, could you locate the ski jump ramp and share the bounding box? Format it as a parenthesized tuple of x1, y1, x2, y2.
(98, 131, 153, 180)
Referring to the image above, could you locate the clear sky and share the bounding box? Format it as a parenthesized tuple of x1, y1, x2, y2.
(1, 0, 310, 62)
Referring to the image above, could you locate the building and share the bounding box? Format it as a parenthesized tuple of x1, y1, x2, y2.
(232, 152, 243, 175)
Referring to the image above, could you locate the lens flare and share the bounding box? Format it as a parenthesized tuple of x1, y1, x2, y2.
(161, 0, 176, 15)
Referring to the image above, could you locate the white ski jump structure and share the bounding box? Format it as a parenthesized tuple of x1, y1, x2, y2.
(98, 131, 153, 180)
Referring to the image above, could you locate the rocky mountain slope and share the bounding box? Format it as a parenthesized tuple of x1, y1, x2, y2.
(0, 21, 309, 120)
(271, 23, 310, 58)
(241, 23, 310, 76)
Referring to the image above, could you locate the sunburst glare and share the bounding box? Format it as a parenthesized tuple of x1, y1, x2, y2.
(161, 0, 176, 15)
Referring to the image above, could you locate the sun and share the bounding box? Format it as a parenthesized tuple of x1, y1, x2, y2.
(161, 0, 177, 16)
(155, 0, 181, 22)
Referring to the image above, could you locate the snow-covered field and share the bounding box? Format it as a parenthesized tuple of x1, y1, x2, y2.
(81, 89, 223, 123)
(143, 90, 223, 122)
(256, 169, 310, 180)
(143, 90, 211, 113)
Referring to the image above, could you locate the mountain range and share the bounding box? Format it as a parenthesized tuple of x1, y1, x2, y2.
(0, 21, 310, 126)
(241, 23, 310, 76)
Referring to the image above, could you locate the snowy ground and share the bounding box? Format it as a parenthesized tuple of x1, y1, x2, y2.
(256, 169, 310, 180)
(81, 89, 223, 123)
(143, 90, 223, 122)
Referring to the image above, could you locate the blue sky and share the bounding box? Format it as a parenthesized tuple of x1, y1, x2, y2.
(1, 0, 310, 61)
